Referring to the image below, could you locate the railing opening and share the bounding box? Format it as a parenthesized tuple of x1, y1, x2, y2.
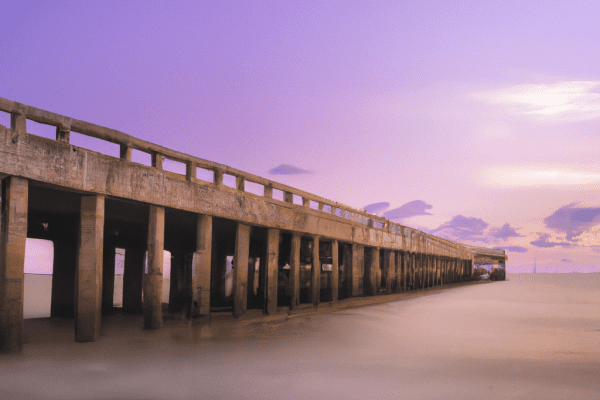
(25, 119, 56, 141)
(0, 110, 9, 128)
(272, 188, 284, 201)
(196, 167, 214, 183)
(244, 180, 264, 196)
(131, 149, 152, 166)
(309, 200, 319, 210)
(292, 194, 303, 205)
(222, 174, 236, 188)
(163, 158, 186, 176)
(23, 238, 54, 319)
(70, 131, 120, 158)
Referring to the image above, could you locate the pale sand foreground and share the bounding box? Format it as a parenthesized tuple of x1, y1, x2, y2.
(2, 273, 600, 399)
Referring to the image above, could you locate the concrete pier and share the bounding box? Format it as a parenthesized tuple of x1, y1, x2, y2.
(143, 205, 164, 329)
(0, 176, 28, 353)
(75, 195, 104, 342)
(0, 97, 507, 353)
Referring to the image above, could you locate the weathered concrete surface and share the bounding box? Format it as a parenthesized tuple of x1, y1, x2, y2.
(75, 195, 104, 342)
(233, 223, 250, 317)
(289, 233, 301, 310)
(143, 205, 164, 329)
(191, 214, 211, 318)
(331, 240, 339, 302)
(311, 236, 320, 306)
(266, 228, 279, 315)
(0, 176, 28, 353)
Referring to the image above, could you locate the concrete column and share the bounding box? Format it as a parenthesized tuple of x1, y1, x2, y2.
(120, 145, 132, 161)
(289, 233, 301, 310)
(233, 223, 250, 317)
(75, 195, 105, 342)
(191, 215, 212, 318)
(331, 240, 339, 302)
(365, 248, 379, 296)
(122, 247, 145, 314)
(386, 250, 395, 293)
(0, 176, 28, 353)
(143, 205, 164, 329)
(311, 236, 320, 306)
(266, 228, 279, 315)
(352, 244, 363, 297)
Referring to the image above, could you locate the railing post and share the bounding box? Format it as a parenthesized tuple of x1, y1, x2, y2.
(186, 162, 196, 182)
(236, 176, 244, 191)
(10, 113, 26, 143)
(55, 127, 70, 143)
(151, 152, 163, 170)
(120, 145, 132, 161)
(264, 185, 273, 199)
(302, 197, 310, 208)
(214, 170, 223, 186)
(284, 191, 293, 203)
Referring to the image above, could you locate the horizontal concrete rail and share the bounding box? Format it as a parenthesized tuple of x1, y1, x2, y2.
(0, 97, 502, 260)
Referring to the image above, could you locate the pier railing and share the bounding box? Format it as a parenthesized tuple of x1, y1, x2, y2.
(0, 96, 472, 256)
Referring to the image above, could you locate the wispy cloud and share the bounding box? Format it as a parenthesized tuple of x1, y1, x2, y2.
(481, 166, 600, 186)
(544, 202, 600, 241)
(268, 164, 312, 175)
(383, 200, 433, 221)
(494, 246, 528, 253)
(362, 202, 390, 215)
(473, 81, 600, 122)
(431, 215, 490, 243)
(488, 223, 523, 240)
(530, 233, 572, 248)
(561, 258, 572, 263)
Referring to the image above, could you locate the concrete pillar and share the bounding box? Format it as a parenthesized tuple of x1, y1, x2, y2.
(311, 236, 320, 306)
(191, 214, 212, 318)
(331, 240, 339, 302)
(75, 195, 105, 342)
(289, 233, 300, 310)
(266, 228, 279, 315)
(233, 223, 250, 317)
(143, 205, 164, 329)
(387, 250, 395, 293)
(352, 244, 364, 297)
(0, 176, 28, 353)
(122, 247, 145, 314)
(365, 248, 379, 296)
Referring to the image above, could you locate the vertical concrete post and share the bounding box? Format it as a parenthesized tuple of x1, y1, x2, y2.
(75, 195, 105, 342)
(289, 233, 301, 310)
(386, 250, 395, 293)
(0, 176, 28, 353)
(186, 162, 196, 182)
(214, 170, 223, 186)
(191, 215, 212, 318)
(120, 145, 132, 161)
(122, 247, 145, 314)
(143, 205, 164, 329)
(284, 192, 293, 203)
(151, 152, 163, 170)
(10, 114, 26, 142)
(367, 248, 379, 295)
(331, 240, 339, 302)
(233, 223, 250, 317)
(352, 244, 363, 297)
(264, 185, 273, 199)
(311, 236, 320, 306)
(55, 127, 70, 143)
(266, 228, 279, 315)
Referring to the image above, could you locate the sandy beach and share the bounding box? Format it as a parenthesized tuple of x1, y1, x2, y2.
(2, 273, 599, 399)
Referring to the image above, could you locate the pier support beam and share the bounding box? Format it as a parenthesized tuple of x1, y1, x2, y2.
(331, 240, 339, 302)
(0, 176, 28, 353)
(191, 215, 212, 318)
(122, 247, 145, 314)
(311, 236, 320, 306)
(75, 195, 105, 342)
(266, 228, 279, 315)
(352, 244, 364, 297)
(233, 223, 250, 317)
(365, 247, 379, 296)
(143, 205, 164, 329)
(289, 233, 300, 310)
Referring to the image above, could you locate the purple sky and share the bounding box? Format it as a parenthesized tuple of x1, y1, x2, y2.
(2, 1, 600, 273)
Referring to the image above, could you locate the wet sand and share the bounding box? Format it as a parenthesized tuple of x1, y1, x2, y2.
(3, 273, 600, 399)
